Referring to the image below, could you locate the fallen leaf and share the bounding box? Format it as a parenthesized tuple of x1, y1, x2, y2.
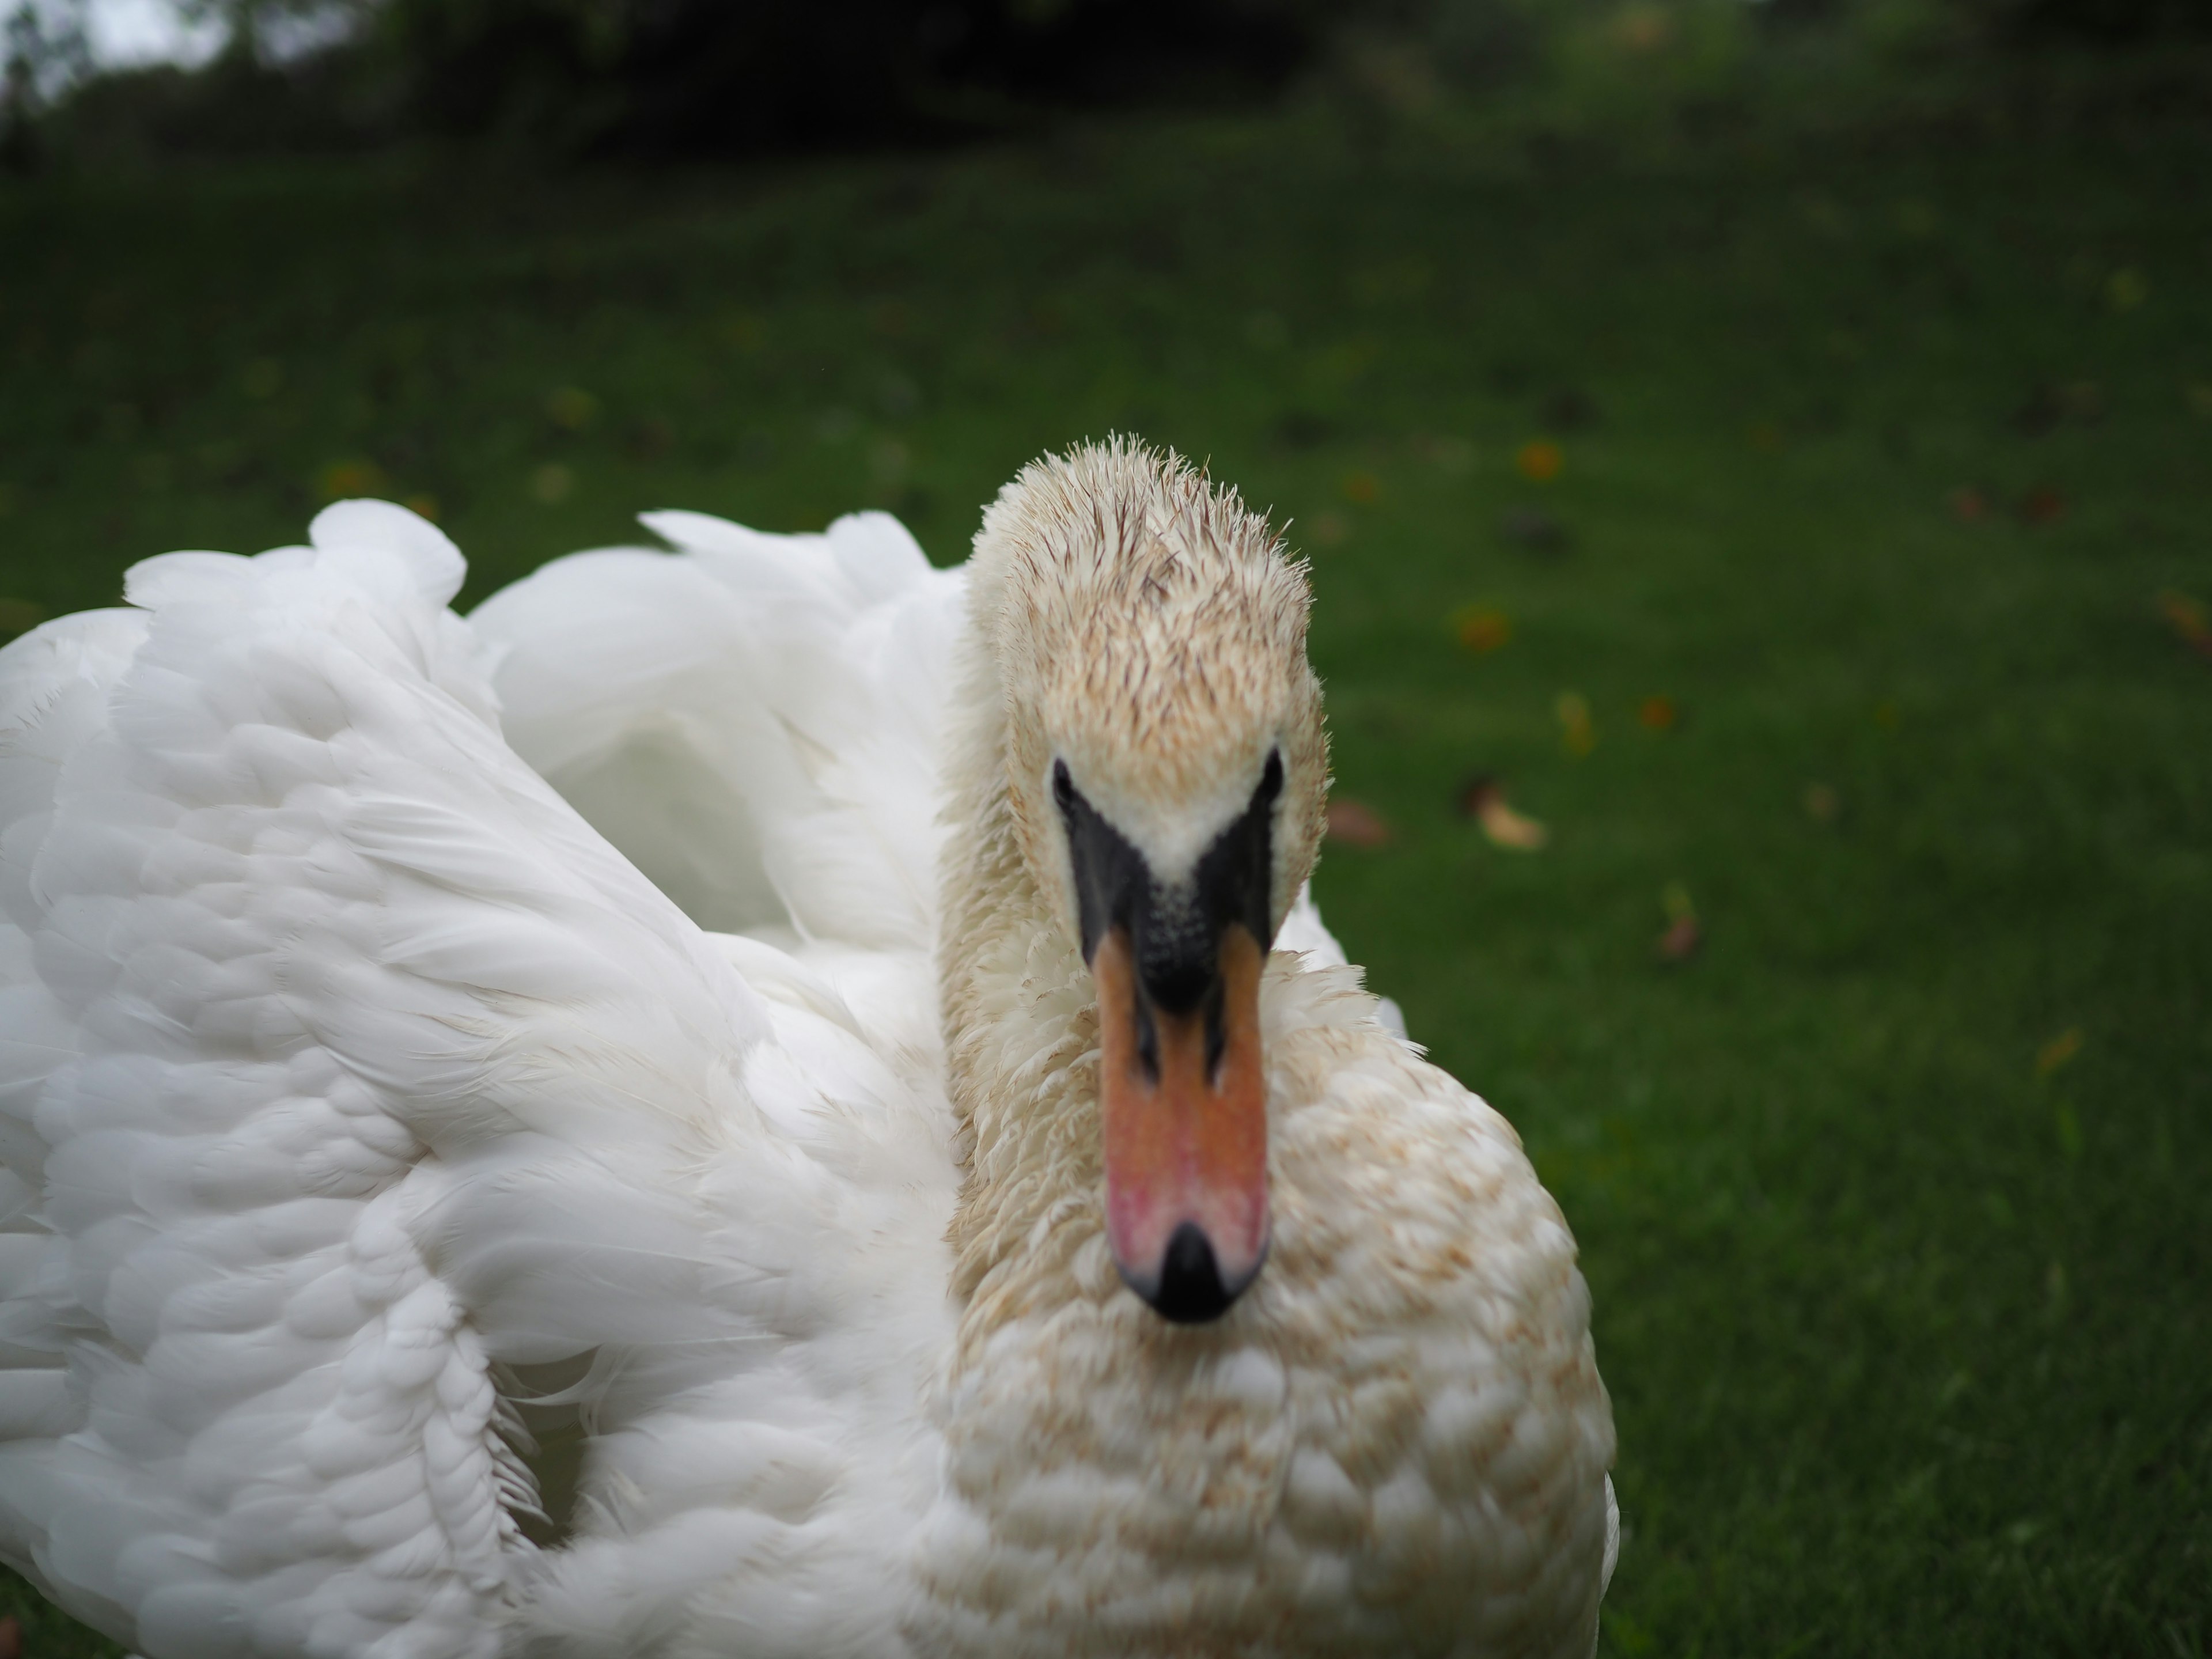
(1614, 3, 1672, 51)
(624, 416, 676, 460)
(1425, 435, 1474, 472)
(2157, 590, 2212, 658)
(2036, 1028, 2082, 1077)
(1341, 470, 1380, 504)
(531, 463, 575, 505)
(544, 386, 600, 430)
(1948, 486, 1988, 522)
(1452, 605, 1512, 653)
(1656, 881, 1700, 962)
(1539, 388, 1600, 430)
(1555, 690, 1596, 756)
(1803, 782, 1840, 823)
(1516, 440, 1564, 483)
(1325, 798, 1392, 848)
(2012, 383, 2064, 436)
(1499, 505, 1570, 554)
(1457, 775, 1548, 850)
(2020, 486, 2066, 525)
(1656, 914, 1702, 962)
(318, 459, 385, 500)
(1638, 695, 1677, 732)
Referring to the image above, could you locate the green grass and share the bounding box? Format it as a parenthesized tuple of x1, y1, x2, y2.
(2, 99, 2209, 1657)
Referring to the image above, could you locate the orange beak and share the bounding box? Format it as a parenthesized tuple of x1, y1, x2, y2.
(1094, 922, 1269, 1321)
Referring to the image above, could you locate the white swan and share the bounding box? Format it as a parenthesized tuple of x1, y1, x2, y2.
(0, 440, 1615, 1658)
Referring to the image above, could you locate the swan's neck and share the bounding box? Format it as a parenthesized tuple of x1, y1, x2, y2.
(935, 634, 1104, 1318)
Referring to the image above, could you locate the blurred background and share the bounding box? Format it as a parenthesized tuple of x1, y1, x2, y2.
(2, 0, 2209, 1653)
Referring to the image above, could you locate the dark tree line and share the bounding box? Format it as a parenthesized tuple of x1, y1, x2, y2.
(9, 0, 2209, 168)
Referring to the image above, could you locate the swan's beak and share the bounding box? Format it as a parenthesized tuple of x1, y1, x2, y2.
(1057, 755, 1281, 1323)
(1092, 921, 1270, 1323)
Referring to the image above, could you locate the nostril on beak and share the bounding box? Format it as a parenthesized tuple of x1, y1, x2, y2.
(1146, 1221, 1237, 1324)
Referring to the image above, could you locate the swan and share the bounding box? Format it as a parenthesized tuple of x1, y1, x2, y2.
(0, 438, 1616, 1658)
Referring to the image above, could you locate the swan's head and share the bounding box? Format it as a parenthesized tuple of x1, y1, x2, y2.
(972, 439, 1327, 1324)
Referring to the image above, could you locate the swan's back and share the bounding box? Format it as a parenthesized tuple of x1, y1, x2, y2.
(471, 510, 967, 952)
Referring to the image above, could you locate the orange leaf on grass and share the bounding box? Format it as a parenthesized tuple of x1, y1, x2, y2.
(1452, 605, 1512, 653)
(1325, 798, 1392, 849)
(1457, 776, 1548, 851)
(2036, 1028, 2083, 1077)
(1656, 881, 1700, 963)
(1515, 440, 1563, 483)
(2157, 590, 2212, 658)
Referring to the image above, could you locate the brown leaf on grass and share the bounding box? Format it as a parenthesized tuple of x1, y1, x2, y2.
(1499, 505, 1570, 554)
(1656, 881, 1700, 963)
(1540, 388, 1601, 431)
(1325, 797, 1392, 848)
(1516, 440, 1563, 483)
(1656, 914, 1702, 962)
(1948, 486, 1988, 522)
(544, 386, 600, 431)
(1638, 695, 1677, 732)
(2036, 1027, 2083, 1077)
(2157, 590, 2212, 659)
(317, 459, 385, 500)
(1451, 605, 1512, 653)
(1555, 691, 1596, 756)
(1456, 775, 1548, 850)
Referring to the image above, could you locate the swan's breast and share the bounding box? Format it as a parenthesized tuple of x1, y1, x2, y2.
(909, 968, 1614, 1659)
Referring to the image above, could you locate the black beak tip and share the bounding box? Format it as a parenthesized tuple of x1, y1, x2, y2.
(1125, 1221, 1259, 1325)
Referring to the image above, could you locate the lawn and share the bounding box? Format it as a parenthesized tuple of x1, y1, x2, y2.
(1, 90, 2207, 1656)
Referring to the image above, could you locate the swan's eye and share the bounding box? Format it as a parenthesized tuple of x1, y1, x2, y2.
(1053, 760, 1076, 811)
(1257, 749, 1283, 806)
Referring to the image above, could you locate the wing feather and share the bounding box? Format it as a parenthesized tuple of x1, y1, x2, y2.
(471, 510, 967, 952)
(0, 504, 957, 1659)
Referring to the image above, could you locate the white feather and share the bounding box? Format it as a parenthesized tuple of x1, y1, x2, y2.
(0, 476, 1611, 1659)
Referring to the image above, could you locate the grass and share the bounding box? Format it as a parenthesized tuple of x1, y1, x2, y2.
(2, 90, 2209, 1657)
